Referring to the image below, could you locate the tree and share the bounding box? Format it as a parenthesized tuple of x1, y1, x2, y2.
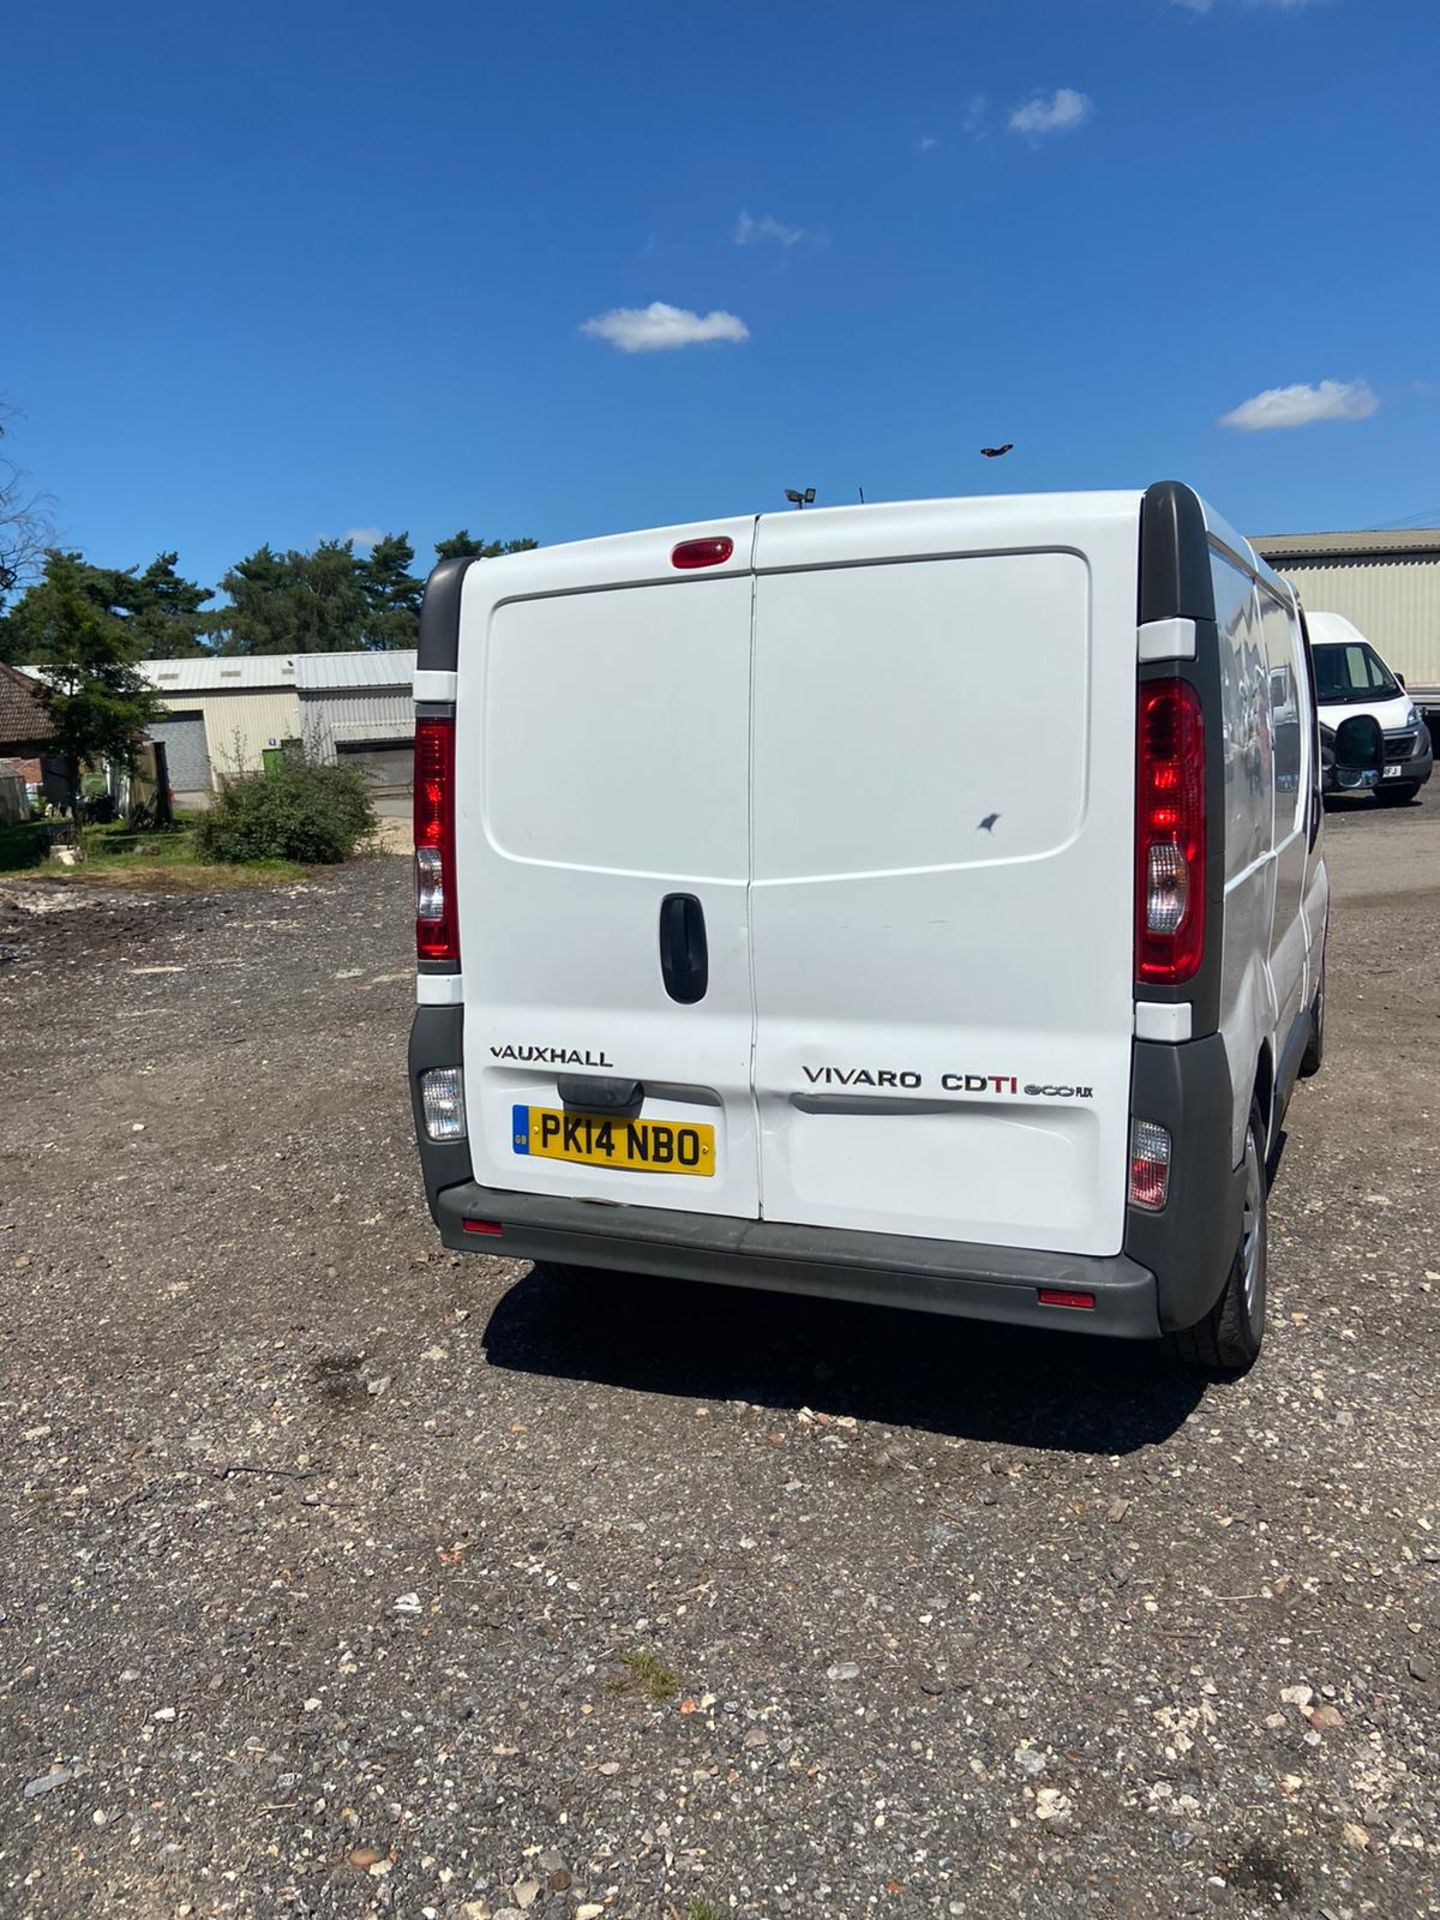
(207, 541, 368, 654)
(23, 552, 157, 821)
(2, 548, 214, 663)
(125, 552, 213, 657)
(0, 403, 54, 622)
(434, 530, 538, 564)
(358, 531, 422, 649)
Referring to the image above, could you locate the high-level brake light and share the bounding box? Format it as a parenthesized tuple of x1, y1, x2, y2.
(671, 536, 734, 570)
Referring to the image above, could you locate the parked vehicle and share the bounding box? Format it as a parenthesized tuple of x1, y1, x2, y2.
(1307, 610, 1434, 805)
(409, 482, 1328, 1372)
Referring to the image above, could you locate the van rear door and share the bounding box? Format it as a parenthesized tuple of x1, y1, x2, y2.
(454, 521, 762, 1219)
(749, 497, 1141, 1256)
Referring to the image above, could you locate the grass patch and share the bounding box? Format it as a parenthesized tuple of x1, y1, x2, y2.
(689, 1901, 725, 1920)
(1, 821, 307, 891)
(61, 855, 308, 891)
(608, 1648, 681, 1704)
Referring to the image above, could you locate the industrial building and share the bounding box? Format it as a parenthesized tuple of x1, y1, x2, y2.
(1252, 527, 1440, 703)
(140, 649, 417, 805)
(141, 654, 300, 806)
(296, 649, 416, 802)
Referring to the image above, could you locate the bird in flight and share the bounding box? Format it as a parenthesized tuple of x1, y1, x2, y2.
(978, 812, 1001, 832)
(980, 444, 1013, 458)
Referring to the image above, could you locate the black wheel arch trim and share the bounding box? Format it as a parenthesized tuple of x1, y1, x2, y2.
(1126, 1032, 1245, 1334)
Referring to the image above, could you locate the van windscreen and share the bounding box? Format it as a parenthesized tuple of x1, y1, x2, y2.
(1313, 641, 1399, 703)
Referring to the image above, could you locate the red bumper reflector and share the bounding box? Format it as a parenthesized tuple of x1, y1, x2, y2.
(671, 536, 734, 570)
(462, 1218, 503, 1236)
(1037, 1288, 1096, 1311)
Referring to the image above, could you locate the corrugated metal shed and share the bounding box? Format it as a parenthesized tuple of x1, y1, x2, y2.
(295, 650, 416, 772)
(140, 655, 298, 691)
(1251, 530, 1440, 697)
(301, 690, 415, 765)
(134, 659, 299, 787)
(1252, 529, 1440, 560)
(190, 691, 303, 781)
(294, 650, 416, 691)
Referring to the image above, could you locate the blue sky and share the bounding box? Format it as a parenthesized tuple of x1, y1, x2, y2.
(4, 0, 1438, 590)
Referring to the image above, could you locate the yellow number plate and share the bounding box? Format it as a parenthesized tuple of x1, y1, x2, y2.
(512, 1105, 715, 1176)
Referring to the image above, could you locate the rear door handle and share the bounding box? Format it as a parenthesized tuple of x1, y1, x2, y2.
(659, 893, 708, 1004)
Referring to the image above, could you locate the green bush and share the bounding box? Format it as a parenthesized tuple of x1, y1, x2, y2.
(193, 761, 376, 866)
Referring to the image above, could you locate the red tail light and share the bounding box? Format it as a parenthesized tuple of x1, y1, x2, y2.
(1136, 679, 1206, 985)
(414, 716, 458, 964)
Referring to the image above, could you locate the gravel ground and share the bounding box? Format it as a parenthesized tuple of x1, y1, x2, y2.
(1, 792, 1437, 1920)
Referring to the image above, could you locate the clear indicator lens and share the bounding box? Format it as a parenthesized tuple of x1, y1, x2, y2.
(421, 1067, 467, 1142)
(1146, 843, 1189, 934)
(415, 847, 444, 921)
(1128, 1118, 1171, 1211)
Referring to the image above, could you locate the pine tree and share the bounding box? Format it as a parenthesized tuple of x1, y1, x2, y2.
(433, 530, 538, 563)
(358, 531, 422, 649)
(20, 552, 157, 819)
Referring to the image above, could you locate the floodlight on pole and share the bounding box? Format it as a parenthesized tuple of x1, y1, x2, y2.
(784, 487, 817, 508)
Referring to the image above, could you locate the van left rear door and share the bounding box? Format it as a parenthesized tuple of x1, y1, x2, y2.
(453, 523, 762, 1220)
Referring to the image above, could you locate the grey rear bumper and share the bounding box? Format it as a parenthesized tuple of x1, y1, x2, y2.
(412, 1009, 1243, 1344)
(430, 1178, 1162, 1339)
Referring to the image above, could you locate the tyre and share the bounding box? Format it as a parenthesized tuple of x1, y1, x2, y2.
(1165, 1103, 1268, 1374)
(1299, 966, 1325, 1078)
(1375, 782, 1421, 806)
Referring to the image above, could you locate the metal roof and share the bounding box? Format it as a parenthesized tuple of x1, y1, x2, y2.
(1252, 528, 1440, 561)
(294, 649, 417, 692)
(139, 655, 297, 692)
(130, 650, 418, 693)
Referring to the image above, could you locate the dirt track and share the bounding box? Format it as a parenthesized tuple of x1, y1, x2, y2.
(1, 793, 1437, 1919)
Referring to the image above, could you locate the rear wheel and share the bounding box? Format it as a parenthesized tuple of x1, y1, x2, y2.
(1165, 1103, 1268, 1375)
(1376, 781, 1421, 806)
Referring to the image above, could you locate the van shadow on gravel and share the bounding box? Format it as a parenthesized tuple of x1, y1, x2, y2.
(481, 1263, 1206, 1453)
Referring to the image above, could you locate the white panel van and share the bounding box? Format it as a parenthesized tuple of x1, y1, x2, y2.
(409, 484, 1329, 1371)
(1307, 609, 1434, 805)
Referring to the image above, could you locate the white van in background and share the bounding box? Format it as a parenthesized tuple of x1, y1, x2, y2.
(409, 483, 1328, 1372)
(1308, 610, 1434, 805)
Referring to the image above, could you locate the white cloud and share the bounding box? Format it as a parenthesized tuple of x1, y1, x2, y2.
(735, 211, 812, 248)
(344, 526, 384, 549)
(1007, 88, 1094, 138)
(1220, 378, 1379, 431)
(964, 93, 989, 138)
(580, 301, 750, 354)
(1174, 0, 1330, 11)
(916, 134, 941, 152)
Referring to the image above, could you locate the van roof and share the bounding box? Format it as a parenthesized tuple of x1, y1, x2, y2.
(1304, 610, 1369, 648)
(470, 486, 1278, 571)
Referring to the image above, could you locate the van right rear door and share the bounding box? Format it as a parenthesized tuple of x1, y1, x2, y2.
(748, 496, 1142, 1257)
